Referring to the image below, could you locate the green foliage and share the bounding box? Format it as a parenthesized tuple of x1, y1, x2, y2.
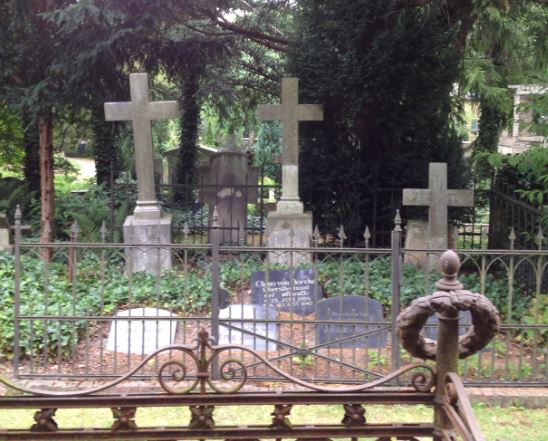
(253, 121, 281, 181)
(0, 105, 24, 173)
(288, 0, 470, 243)
(0, 177, 34, 221)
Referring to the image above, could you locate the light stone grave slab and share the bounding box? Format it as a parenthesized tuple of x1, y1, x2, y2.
(218, 304, 278, 352)
(0, 214, 11, 252)
(106, 307, 178, 354)
(423, 310, 472, 341)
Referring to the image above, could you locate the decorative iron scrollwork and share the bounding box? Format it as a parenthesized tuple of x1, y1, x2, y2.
(111, 407, 137, 431)
(0, 328, 435, 397)
(189, 405, 215, 429)
(271, 404, 293, 429)
(30, 408, 58, 432)
(342, 403, 366, 426)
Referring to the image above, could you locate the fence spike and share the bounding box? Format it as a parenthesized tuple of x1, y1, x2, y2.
(239, 222, 245, 245)
(43, 220, 51, 236)
(313, 224, 320, 241)
(508, 226, 516, 248)
(212, 206, 220, 229)
(338, 224, 347, 244)
(536, 226, 545, 249)
(363, 225, 370, 248)
(393, 210, 402, 232)
(182, 221, 190, 238)
(70, 221, 79, 236)
(100, 221, 107, 242)
(15, 205, 22, 221)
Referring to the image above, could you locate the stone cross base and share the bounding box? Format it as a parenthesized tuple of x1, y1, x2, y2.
(123, 214, 172, 274)
(266, 211, 312, 266)
(404, 220, 458, 270)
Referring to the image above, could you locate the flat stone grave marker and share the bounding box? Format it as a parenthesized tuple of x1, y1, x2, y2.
(423, 310, 472, 340)
(106, 307, 178, 354)
(218, 304, 278, 352)
(251, 268, 323, 315)
(316, 295, 387, 349)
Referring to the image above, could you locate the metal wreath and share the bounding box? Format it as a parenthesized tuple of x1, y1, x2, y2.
(396, 290, 500, 360)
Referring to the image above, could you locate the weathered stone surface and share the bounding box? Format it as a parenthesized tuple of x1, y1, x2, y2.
(257, 78, 323, 212)
(106, 307, 178, 354)
(0, 213, 10, 252)
(266, 211, 313, 265)
(105, 73, 179, 219)
(404, 220, 458, 268)
(316, 296, 387, 349)
(198, 151, 258, 243)
(218, 304, 278, 351)
(123, 214, 172, 274)
(403, 162, 473, 252)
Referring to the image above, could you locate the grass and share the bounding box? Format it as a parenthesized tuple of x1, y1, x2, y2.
(0, 404, 545, 440)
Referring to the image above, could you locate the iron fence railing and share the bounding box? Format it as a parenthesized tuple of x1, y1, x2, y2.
(8, 210, 547, 387)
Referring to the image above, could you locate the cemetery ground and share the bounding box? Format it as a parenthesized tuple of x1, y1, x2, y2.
(0, 401, 545, 440)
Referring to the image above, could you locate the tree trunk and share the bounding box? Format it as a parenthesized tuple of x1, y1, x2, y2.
(39, 115, 54, 259)
(22, 111, 41, 196)
(91, 102, 119, 187)
(175, 71, 201, 203)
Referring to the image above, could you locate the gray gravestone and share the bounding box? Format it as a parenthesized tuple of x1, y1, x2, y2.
(257, 78, 323, 264)
(423, 310, 472, 340)
(106, 308, 178, 354)
(403, 163, 474, 255)
(198, 149, 258, 243)
(0, 214, 11, 252)
(316, 295, 387, 349)
(251, 268, 323, 315)
(105, 73, 179, 274)
(218, 304, 278, 351)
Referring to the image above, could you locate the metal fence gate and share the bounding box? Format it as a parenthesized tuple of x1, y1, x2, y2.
(9, 209, 548, 386)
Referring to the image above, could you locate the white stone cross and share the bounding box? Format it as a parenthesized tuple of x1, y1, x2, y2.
(105, 73, 179, 219)
(257, 77, 323, 213)
(403, 162, 474, 250)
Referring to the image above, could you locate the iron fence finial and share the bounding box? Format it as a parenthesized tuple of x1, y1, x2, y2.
(212, 206, 220, 229)
(363, 225, 371, 247)
(100, 221, 107, 242)
(338, 225, 346, 246)
(15, 205, 22, 222)
(508, 226, 516, 249)
(536, 226, 545, 250)
(394, 210, 402, 232)
(435, 249, 463, 291)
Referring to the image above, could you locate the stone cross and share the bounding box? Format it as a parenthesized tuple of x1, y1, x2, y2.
(257, 77, 323, 213)
(403, 163, 474, 250)
(105, 73, 179, 219)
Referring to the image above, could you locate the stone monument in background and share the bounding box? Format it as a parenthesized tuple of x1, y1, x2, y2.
(403, 162, 474, 268)
(198, 140, 258, 243)
(105, 73, 179, 273)
(257, 78, 323, 264)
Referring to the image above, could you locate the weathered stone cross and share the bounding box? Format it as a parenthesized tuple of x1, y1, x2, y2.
(105, 73, 179, 219)
(257, 77, 323, 213)
(403, 162, 474, 250)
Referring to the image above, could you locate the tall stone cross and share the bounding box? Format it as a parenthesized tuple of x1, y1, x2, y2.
(403, 162, 474, 250)
(105, 73, 179, 219)
(257, 77, 323, 213)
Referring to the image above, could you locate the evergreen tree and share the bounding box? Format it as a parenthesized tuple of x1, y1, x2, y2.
(288, 0, 470, 244)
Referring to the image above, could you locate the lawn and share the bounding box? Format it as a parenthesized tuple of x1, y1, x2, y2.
(0, 404, 545, 440)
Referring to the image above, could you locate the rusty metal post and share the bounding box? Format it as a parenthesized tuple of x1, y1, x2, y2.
(390, 211, 402, 377)
(433, 250, 462, 440)
(210, 206, 221, 379)
(13, 206, 22, 378)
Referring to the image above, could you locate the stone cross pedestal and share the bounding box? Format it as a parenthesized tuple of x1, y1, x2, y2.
(403, 163, 473, 267)
(257, 78, 323, 264)
(105, 73, 179, 273)
(198, 151, 258, 243)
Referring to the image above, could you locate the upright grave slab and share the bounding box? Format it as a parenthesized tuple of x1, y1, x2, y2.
(218, 304, 278, 352)
(198, 148, 258, 243)
(105, 73, 179, 273)
(251, 268, 323, 316)
(0, 214, 11, 252)
(316, 295, 387, 349)
(257, 78, 323, 264)
(403, 162, 473, 268)
(423, 310, 472, 341)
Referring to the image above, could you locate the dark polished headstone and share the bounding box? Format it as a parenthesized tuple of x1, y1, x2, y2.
(251, 268, 323, 315)
(316, 295, 387, 349)
(423, 310, 472, 340)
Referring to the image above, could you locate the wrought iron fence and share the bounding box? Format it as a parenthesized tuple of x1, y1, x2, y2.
(9, 210, 547, 387)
